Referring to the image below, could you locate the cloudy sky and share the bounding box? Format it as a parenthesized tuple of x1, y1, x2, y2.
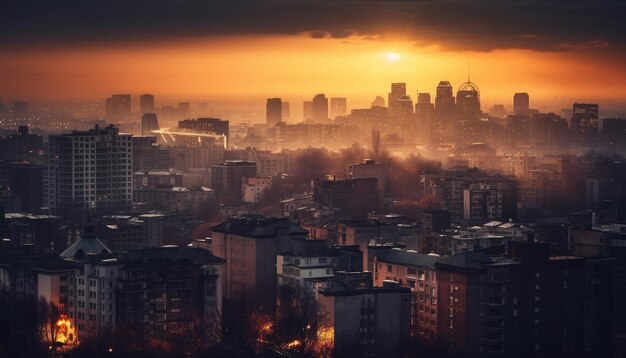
(1, 0, 625, 107)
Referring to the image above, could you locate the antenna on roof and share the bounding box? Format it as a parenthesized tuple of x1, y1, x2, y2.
(467, 62, 471, 83)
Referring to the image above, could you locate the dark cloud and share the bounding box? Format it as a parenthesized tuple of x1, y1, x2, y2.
(1, 0, 624, 52)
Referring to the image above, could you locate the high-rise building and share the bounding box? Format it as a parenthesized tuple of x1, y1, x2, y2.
(312, 94, 329, 123)
(397, 95, 414, 119)
(415, 93, 434, 119)
(141, 113, 160, 135)
(388, 83, 406, 117)
(436, 242, 604, 357)
(318, 272, 411, 357)
(348, 159, 386, 192)
(513, 92, 529, 115)
(456, 81, 481, 121)
(281, 101, 290, 121)
(104, 95, 131, 121)
(139, 94, 155, 114)
(374, 250, 439, 339)
(46, 125, 133, 217)
(330, 97, 347, 118)
(210, 160, 256, 201)
(211, 215, 309, 307)
(303, 101, 313, 121)
(572, 103, 599, 135)
(435, 81, 455, 113)
(371, 96, 385, 108)
(266, 98, 282, 127)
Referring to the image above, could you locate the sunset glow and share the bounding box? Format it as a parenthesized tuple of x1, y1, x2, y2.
(1, 35, 625, 111)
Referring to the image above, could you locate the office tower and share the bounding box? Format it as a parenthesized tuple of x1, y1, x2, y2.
(456, 81, 481, 121)
(388, 83, 406, 117)
(266, 98, 283, 127)
(10, 101, 28, 117)
(572, 103, 599, 135)
(139, 94, 154, 114)
(104, 94, 131, 121)
(330, 97, 347, 118)
(312, 94, 329, 123)
(46, 125, 133, 217)
(281, 101, 290, 121)
(210, 160, 256, 201)
(303, 101, 313, 121)
(211, 215, 309, 307)
(513, 92, 529, 115)
(396, 95, 414, 119)
(371, 96, 385, 108)
(435, 81, 455, 113)
(141, 113, 160, 135)
(0, 99, 4, 115)
(415, 93, 434, 120)
(178, 102, 191, 117)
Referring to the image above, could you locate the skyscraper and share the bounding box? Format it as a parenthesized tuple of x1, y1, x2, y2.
(330, 97, 347, 118)
(435, 81, 455, 114)
(456, 81, 481, 121)
(266, 98, 282, 127)
(572, 103, 599, 135)
(141, 113, 160, 135)
(46, 125, 133, 217)
(303, 101, 313, 121)
(513, 92, 529, 115)
(388, 83, 406, 117)
(140, 94, 155, 114)
(104, 94, 131, 121)
(281, 101, 290, 121)
(312, 93, 329, 123)
(415, 93, 434, 125)
(396, 95, 414, 119)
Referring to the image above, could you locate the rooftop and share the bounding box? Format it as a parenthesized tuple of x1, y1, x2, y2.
(211, 214, 308, 238)
(376, 249, 440, 267)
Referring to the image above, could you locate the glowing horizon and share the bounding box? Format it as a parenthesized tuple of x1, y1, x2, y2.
(1, 35, 625, 112)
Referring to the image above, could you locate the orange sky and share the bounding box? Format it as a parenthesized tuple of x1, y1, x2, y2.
(1, 35, 625, 110)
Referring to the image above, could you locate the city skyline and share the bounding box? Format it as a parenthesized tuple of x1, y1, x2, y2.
(2, 0, 626, 106)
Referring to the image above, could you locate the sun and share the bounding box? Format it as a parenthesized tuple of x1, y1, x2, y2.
(386, 52, 401, 62)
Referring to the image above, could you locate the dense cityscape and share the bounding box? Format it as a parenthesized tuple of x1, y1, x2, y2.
(2, 0, 626, 357)
(0, 80, 624, 357)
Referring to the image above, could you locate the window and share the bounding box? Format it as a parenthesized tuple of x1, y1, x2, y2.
(387, 265, 393, 272)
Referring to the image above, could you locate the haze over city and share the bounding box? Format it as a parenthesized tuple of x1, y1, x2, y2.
(1, 1, 625, 358)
